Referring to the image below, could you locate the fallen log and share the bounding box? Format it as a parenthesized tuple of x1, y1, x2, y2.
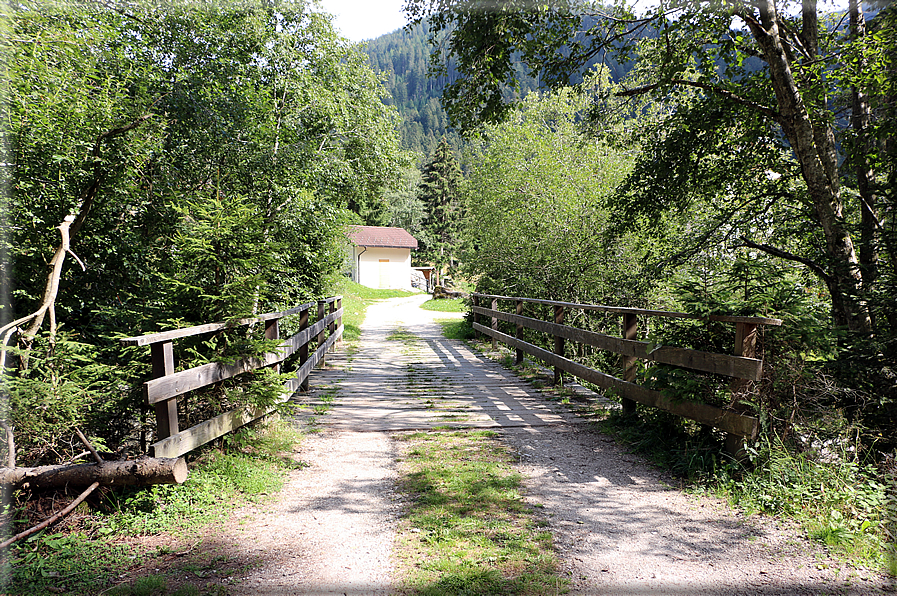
(0, 457, 188, 491)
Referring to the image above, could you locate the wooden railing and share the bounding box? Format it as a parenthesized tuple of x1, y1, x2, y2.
(120, 297, 343, 458)
(471, 293, 782, 453)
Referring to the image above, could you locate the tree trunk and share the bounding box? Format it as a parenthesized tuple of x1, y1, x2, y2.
(0, 457, 188, 491)
(746, 0, 873, 335)
(850, 0, 879, 298)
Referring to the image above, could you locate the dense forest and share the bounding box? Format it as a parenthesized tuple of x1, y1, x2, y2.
(1, 1, 404, 465)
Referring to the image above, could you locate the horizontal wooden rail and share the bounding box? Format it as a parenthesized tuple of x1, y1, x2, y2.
(470, 293, 779, 447)
(472, 293, 783, 326)
(470, 305, 762, 381)
(144, 312, 339, 404)
(120, 301, 320, 346)
(473, 323, 758, 438)
(121, 298, 344, 458)
(150, 322, 343, 458)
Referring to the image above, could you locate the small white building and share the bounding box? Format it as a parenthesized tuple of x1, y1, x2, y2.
(347, 226, 419, 291)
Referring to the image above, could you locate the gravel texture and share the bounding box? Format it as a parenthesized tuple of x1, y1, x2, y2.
(183, 294, 893, 595)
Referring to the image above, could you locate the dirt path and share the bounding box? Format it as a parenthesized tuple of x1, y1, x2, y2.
(219, 295, 891, 595)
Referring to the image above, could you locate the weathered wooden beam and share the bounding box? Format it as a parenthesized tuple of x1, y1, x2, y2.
(620, 312, 638, 414)
(471, 305, 762, 381)
(144, 312, 342, 404)
(471, 293, 783, 326)
(151, 324, 343, 458)
(120, 302, 318, 346)
(473, 322, 759, 439)
(151, 341, 177, 439)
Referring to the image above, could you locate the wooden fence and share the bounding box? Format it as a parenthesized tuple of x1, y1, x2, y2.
(120, 297, 343, 458)
(470, 293, 782, 453)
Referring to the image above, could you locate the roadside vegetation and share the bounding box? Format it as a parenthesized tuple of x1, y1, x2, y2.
(420, 298, 466, 312)
(6, 418, 301, 596)
(394, 430, 564, 595)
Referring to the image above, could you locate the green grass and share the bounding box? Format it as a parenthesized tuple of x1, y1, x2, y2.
(331, 277, 416, 346)
(394, 430, 565, 595)
(9, 418, 302, 595)
(437, 319, 476, 340)
(420, 298, 466, 312)
(597, 409, 896, 573)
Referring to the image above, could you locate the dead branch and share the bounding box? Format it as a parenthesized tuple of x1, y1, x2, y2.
(0, 482, 99, 550)
(75, 429, 103, 466)
(0, 457, 188, 491)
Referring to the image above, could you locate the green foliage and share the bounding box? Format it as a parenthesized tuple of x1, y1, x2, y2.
(418, 138, 464, 272)
(8, 531, 139, 596)
(462, 80, 644, 305)
(438, 319, 477, 341)
(420, 298, 465, 312)
(2, 332, 117, 464)
(396, 430, 564, 594)
(3, 2, 407, 464)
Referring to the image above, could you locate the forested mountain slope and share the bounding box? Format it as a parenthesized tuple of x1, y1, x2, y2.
(363, 18, 629, 155)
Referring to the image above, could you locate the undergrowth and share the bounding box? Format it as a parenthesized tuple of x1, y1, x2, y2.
(598, 408, 896, 574)
(394, 430, 565, 595)
(7, 418, 302, 595)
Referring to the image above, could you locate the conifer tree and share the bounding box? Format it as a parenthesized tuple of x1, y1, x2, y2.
(419, 138, 463, 284)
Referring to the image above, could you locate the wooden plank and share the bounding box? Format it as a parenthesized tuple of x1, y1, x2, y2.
(150, 404, 269, 458)
(471, 293, 783, 326)
(151, 341, 178, 439)
(473, 322, 759, 438)
(554, 305, 565, 386)
(620, 312, 638, 414)
(144, 310, 344, 404)
(471, 306, 762, 381)
(121, 301, 319, 346)
(294, 325, 343, 385)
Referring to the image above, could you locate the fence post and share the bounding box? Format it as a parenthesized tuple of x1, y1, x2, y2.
(554, 305, 565, 386)
(515, 299, 524, 365)
(726, 322, 758, 457)
(299, 305, 310, 391)
(473, 295, 480, 338)
(491, 298, 499, 350)
(317, 300, 326, 366)
(328, 299, 336, 352)
(151, 340, 178, 443)
(336, 297, 343, 347)
(265, 317, 281, 373)
(621, 313, 638, 414)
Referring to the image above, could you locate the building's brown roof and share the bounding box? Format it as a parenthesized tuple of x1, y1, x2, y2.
(347, 226, 418, 249)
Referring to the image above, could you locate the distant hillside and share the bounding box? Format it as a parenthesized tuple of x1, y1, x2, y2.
(363, 18, 633, 156)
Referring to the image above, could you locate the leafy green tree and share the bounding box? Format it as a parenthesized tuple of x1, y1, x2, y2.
(1, 0, 407, 463)
(404, 0, 891, 340)
(385, 161, 426, 237)
(462, 81, 644, 304)
(418, 138, 463, 279)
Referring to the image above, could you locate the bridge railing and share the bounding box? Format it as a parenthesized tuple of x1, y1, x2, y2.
(470, 293, 782, 453)
(120, 297, 343, 458)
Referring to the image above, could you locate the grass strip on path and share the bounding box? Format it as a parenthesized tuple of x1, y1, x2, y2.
(394, 429, 566, 595)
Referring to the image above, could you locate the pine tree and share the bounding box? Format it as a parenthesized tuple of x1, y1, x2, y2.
(419, 138, 463, 284)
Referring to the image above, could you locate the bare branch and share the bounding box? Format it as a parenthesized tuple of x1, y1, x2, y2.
(615, 78, 781, 121)
(738, 236, 832, 284)
(75, 429, 104, 466)
(0, 482, 100, 550)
